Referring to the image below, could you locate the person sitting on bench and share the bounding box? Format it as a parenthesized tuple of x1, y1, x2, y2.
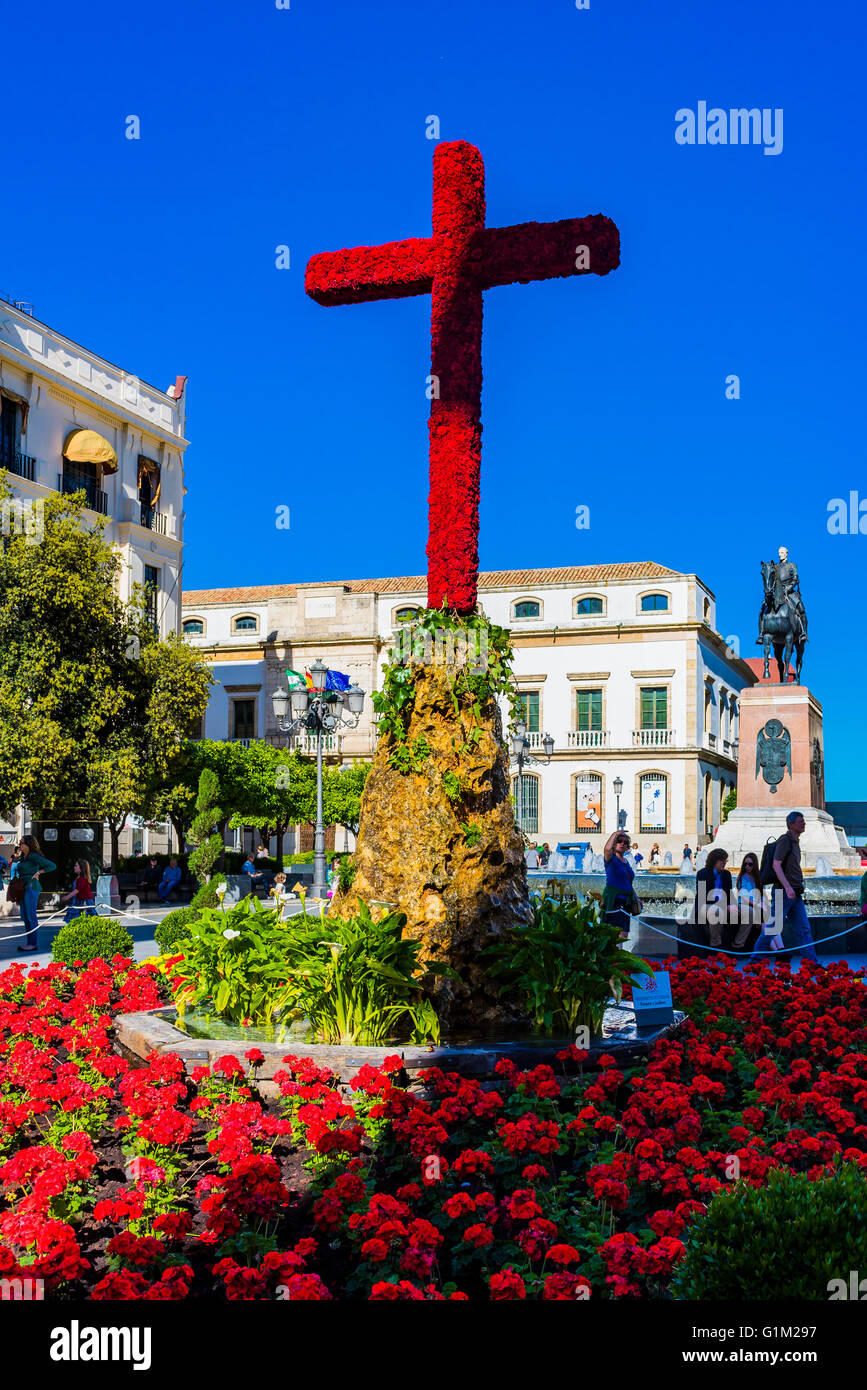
(157, 857, 182, 902)
(242, 852, 274, 895)
(138, 856, 162, 896)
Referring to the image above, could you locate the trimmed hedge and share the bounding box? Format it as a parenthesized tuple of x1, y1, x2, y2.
(51, 918, 135, 968)
(154, 907, 199, 955)
(671, 1164, 867, 1300)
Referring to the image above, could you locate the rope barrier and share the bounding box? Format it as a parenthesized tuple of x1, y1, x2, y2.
(621, 912, 865, 959)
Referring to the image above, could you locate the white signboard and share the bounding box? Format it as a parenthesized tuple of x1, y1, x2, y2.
(640, 777, 667, 831)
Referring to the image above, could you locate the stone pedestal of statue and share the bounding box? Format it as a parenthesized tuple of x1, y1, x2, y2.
(712, 685, 859, 869)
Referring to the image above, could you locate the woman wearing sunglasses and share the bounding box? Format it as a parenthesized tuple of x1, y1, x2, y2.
(602, 829, 641, 937)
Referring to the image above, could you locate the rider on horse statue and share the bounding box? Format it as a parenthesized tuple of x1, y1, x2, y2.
(757, 546, 808, 682)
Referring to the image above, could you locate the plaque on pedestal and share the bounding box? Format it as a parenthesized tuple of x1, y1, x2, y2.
(713, 686, 858, 869)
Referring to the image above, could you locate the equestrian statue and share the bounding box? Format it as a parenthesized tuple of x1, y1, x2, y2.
(757, 545, 807, 683)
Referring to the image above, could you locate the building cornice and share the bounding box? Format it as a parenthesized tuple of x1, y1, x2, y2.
(0, 341, 186, 449)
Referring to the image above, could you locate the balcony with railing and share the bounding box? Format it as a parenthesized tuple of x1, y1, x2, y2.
(140, 502, 169, 534)
(58, 469, 108, 515)
(292, 732, 340, 755)
(566, 729, 610, 749)
(0, 446, 36, 481)
(633, 728, 675, 748)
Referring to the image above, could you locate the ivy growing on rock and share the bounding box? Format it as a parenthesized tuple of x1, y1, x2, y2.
(371, 604, 520, 772)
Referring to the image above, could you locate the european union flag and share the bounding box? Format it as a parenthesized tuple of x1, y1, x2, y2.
(325, 669, 351, 692)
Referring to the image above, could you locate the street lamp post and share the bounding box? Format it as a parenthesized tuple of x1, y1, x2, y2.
(613, 775, 624, 832)
(271, 659, 365, 899)
(510, 720, 555, 838)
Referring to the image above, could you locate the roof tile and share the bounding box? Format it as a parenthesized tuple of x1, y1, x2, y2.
(182, 561, 682, 607)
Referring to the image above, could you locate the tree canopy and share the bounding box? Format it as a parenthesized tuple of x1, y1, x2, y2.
(0, 484, 211, 856)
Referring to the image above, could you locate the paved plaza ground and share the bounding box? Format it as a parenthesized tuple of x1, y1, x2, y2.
(0, 897, 307, 970)
(1, 900, 864, 975)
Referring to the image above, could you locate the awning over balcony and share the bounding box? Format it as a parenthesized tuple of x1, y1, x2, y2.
(62, 428, 118, 474)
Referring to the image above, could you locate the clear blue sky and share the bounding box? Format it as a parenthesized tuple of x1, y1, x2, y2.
(6, 0, 865, 793)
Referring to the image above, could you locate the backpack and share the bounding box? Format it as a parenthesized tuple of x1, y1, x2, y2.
(759, 837, 780, 888)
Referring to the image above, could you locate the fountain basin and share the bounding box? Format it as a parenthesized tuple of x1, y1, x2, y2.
(113, 1003, 685, 1091)
(530, 871, 867, 958)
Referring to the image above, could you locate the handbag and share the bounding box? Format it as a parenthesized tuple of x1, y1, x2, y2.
(6, 877, 26, 904)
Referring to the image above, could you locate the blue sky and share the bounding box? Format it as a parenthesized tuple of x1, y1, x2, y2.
(5, 0, 865, 792)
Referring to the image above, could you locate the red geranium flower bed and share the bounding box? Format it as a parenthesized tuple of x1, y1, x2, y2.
(1, 953, 866, 1300)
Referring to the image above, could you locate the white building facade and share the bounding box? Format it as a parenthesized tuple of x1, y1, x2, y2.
(183, 561, 756, 861)
(0, 296, 188, 855)
(0, 296, 187, 637)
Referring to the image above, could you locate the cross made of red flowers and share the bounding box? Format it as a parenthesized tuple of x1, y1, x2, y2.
(306, 140, 620, 613)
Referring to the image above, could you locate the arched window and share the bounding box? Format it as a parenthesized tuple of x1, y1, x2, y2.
(513, 599, 541, 620)
(575, 595, 604, 617)
(640, 593, 669, 612)
(640, 773, 668, 834)
(574, 772, 603, 834)
(512, 773, 539, 833)
(394, 606, 420, 622)
(703, 597, 711, 620)
(183, 618, 204, 635)
(233, 615, 259, 633)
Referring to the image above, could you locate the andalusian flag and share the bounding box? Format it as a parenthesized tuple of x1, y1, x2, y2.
(285, 669, 306, 688)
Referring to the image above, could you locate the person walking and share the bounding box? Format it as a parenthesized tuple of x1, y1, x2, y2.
(757, 812, 819, 965)
(14, 835, 56, 953)
(694, 848, 733, 951)
(603, 830, 641, 938)
(649, 843, 660, 866)
(60, 859, 96, 923)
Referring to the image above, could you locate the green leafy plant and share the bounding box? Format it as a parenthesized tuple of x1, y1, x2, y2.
(154, 906, 199, 954)
(191, 880, 223, 909)
(372, 604, 520, 769)
(167, 898, 440, 1045)
(441, 770, 462, 801)
(169, 899, 301, 1026)
(460, 821, 482, 847)
(51, 918, 135, 968)
(482, 894, 654, 1036)
(336, 854, 357, 893)
(286, 903, 441, 1046)
(388, 734, 431, 774)
(672, 1164, 867, 1300)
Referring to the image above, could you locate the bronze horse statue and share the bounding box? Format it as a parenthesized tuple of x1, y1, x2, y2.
(759, 560, 806, 683)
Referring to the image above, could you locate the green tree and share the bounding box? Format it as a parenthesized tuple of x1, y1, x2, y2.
(187, 769, 223, 885)
(721, 788, 737, 823)
(0, 484, 211, 859)
(228, 744, 316, 868)
(323, 762, 370, 839)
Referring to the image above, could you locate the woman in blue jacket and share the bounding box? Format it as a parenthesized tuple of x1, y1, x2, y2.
(15, 835, 56, 953)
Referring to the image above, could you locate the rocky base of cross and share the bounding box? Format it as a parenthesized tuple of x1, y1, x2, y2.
(328, 661, 531, 1030)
